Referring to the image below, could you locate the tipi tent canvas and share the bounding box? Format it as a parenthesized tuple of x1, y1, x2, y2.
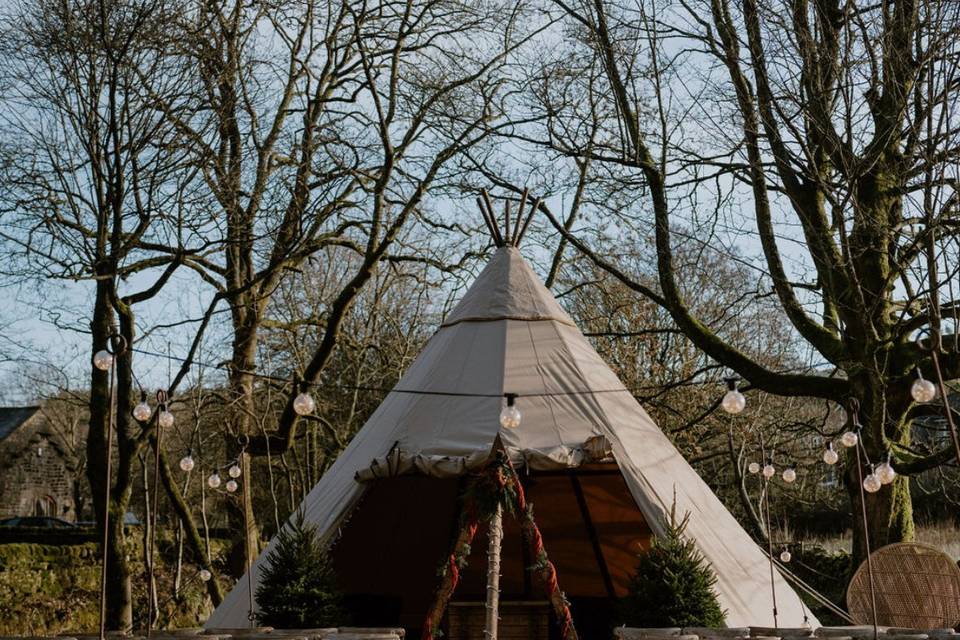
(206, 243, 816, 634)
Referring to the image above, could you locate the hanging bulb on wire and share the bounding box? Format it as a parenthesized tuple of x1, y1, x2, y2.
(782, 466, 797, 483)
(293, 380, 316, 416)
(499, 394, 521, 429)
(747, 461, 761, 474)
(762, 461, 776, 479)
(721, 377, 746, 414)
(876, 454, 897, 485)
(822, 442, 839, 465)
(207, 473, 221, 489)
(228, 463, 242, 478)
(199, 569, 212, 582)
(863, 469, 881, 493)
(225, 479, 239, 493)
(840, 430, 858, 448)
(779, 548, 792, 563)
(910, 371, 937, 403)
(179, 453, 195, 472)
(132, 393, 151, 422)
(93, 350, 113, 371)
(158, 408, 175, 428)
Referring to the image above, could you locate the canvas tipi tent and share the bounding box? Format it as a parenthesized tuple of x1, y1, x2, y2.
(206, 204, 816, 634)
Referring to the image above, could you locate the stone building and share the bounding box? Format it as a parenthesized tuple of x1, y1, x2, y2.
(0, 406, 82, 521)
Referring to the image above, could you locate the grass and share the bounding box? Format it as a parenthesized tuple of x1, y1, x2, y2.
(806, 522, 960, 560)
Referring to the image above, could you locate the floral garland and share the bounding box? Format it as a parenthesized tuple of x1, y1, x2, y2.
(421, 452, 578, 640)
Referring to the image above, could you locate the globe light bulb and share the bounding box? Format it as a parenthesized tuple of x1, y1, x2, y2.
(863, 473, 881, 493)
(910, 378, 937, 403)
(225, 479, 239, 493)
(93, 350, 113, 371)
(747, 462, 760, 474)
(823, 443, 839, 465)
(158, 410, 175, 429)
(876, 460, 896, 485)
(293, 391, 316, 416)
(721, 389, 746, 414)
(179, 455, 195, 472)
(782, 467, 797, 483)
(762, 463, 776, 479)
(132, 401, 151, 422)
(499, 396, 521, 429)
(199, 569, 212, 582)
(780, 549, 792, 563)
(840, 431, 858, 448)
(228, 464, 242, 478)
(207, 473, 221, 489)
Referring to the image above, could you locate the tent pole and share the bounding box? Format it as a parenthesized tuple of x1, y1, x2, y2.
(485, 502, 503, 640)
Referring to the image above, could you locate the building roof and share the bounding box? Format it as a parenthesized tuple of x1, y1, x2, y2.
(0, 406, 41, 442)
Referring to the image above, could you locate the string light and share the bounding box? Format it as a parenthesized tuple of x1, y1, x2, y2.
(721, 377, 746, 414)
(293, 390, 316, 415)
(93, 350, 113, 371)
(863, 467, 881, 493)
(228, 463, 242, 479)
(876, 455, 896, 485)
(748, 461, 761, 474)
(179, 453, 195, 472)
(225, 479, 239, 493)
(762, 461, 776, 479)
(132, 393, 152, 422)
(840, 430, 858, 448)
(779, 548, 792, 563)
(199, 569, 212, 582)
(782, 467, 797, 483)
(911, 371, 937, 403)
(822, 442, 839, 465)
(158, 409, 175, 429)
(207, 473, 221, 489)
(499, 394, 521, 429)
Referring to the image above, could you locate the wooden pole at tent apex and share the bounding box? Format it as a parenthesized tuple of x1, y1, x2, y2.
(485, 502, 504, 640)
(477, 187, 538, 248)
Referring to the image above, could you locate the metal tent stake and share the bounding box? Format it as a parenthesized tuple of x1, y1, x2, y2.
(147, 390, 168, 638)
(759, 433, 778, 628)
(848, 401, 878, 640)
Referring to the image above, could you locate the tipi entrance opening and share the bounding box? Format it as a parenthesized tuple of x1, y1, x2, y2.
(331, 462, 653, 639)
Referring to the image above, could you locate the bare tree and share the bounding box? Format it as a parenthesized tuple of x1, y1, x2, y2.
(0, 0, 215, 628)
(145, 0, 542, 575)
(493, 0, 960, 566)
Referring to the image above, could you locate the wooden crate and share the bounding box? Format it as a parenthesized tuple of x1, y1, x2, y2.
(448, 601, 550, 640)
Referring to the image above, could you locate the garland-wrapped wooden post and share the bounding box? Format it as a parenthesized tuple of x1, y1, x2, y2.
(485, 502, 503, 640)
(422, 451, 578, 640)
(505, 458, 578, 640)
(422, 494, 480, 640)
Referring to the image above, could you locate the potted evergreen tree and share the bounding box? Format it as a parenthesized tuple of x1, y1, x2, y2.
(620, 502, 726, 628)
(254, 512, 346, 628)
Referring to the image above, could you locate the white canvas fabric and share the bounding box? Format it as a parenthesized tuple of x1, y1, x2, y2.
(206, 246, 817, 629)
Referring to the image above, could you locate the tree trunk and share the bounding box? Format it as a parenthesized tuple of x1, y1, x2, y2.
(225, 310, 261, 577)
(847, 464, 914, 570)
(87, 280, 134, 631)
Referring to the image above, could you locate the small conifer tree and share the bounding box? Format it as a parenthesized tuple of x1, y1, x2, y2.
(620, 502, 727, 628)
(255, 513, 346, 628)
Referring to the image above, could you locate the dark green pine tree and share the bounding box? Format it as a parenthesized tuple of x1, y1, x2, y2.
(620, 502, 727, 628)
(255, 512, 347, 628)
